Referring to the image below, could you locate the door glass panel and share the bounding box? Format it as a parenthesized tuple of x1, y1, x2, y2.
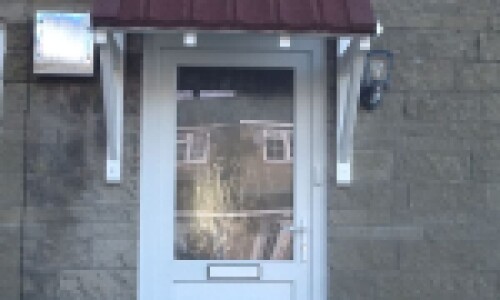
(175, 67, 294, 260)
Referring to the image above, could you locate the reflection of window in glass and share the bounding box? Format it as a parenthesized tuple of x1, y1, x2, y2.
(177, 90, 194, 101)
(177, 90, 237, 101)
(177, 129, 209, 164)
(175, 68, 294, 260)
(263, 127, 293, 163)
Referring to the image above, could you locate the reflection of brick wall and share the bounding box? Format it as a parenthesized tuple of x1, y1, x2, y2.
(328, 1, 500, 299)
(177, 125, 293, 211)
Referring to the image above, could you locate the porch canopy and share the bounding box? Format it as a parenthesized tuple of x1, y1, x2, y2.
(92, 0, 376, 34)
(93, 0, 377, 185)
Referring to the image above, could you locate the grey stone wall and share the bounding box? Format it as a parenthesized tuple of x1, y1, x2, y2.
(1, 0, 140, 299)
(0, 0, 499, 299)
(21, 38, 140, 300)
(328, 0, 500, 299)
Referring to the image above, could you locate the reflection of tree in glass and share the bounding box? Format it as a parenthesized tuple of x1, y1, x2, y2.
(186, 126, 258, 259)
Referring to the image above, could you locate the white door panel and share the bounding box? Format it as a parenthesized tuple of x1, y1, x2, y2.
(142, 45, 314, 300)
(174, 282, 292, 300)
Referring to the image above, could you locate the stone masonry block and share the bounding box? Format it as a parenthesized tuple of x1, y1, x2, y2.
(354, 121, 398, 143)
(391, 59, 454, 91)
(0, 140, 23, 174)
(0, 207, 21, 224)
(491, 14, 500, 30)
(373, 29, 479, 60)
(6, 23, 29, 50)
(24, 238, 92, 271)
(398, 120, 482, 140)
(481, 93, 500, 121)
(399, 135, 472, 153)
(25, 205, 137, 223)
(424, 223, 500, 241)
(2, 112, 24, 131)
(329, 226, 423, 240)
(486, 183, 500, 209)
(93, 239, 136, 268)
(0, 226, 20, 270)
(403, 92, 481, 122)
(329, 210, 391, 226)
(91, 223, 137, 240)
(408, 182, 485, 211)
(0, 272, 20, 300)
(356, 92, 405, 126)
(390, 209, 479, 226)
(22, 272, 58, 300)
(376, 271, 497, 300)
(0, 227, 20, 299)
(373, 0, 493, 15)
(399, 240, 500, 271)
(22, 222, 137, 241)
(329, 271, 377, 300)
(58, 270, 135, 300)
(475, 139, 500, 161)
(4, 50, 29, 82)
(353, 150, 394, 181)
(472, 158, 500, 183)
(455, 63, 500, 91)
(329, 182, 408, 210)
(0, 128, 24, 144)
(3, 83, 28, 114)
(480, 32, 500, 61)
(0, 1, 28, 22)
(372, 7, 488, 30)
(395, 151, 471, 181)
(329, 240, 398, 270)
(480, 121, 500, 142)
(0, 173, 22, 207)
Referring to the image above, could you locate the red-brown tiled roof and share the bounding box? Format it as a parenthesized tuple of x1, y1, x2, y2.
(93, 0, 376, 34)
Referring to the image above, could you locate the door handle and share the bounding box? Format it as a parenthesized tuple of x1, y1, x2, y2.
(281, 220, 308, 262)
(281, 225, 306, 233)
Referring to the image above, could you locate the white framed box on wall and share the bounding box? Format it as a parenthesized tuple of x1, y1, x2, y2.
(34, 11, 94, 76)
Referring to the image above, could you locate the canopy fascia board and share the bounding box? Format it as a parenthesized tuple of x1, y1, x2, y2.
(336, 36, 369, 186)
(93, 27, 376, 38)
(100, 32, 125, 184)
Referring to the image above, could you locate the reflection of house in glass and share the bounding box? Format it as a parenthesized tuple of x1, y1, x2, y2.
(175, 67, 295, 260)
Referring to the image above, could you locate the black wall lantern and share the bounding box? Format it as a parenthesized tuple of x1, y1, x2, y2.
(360, 50, 394, 110)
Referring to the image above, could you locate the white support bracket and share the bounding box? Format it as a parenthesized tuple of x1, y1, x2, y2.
(336, 37, 370, 186)
(0, 23, 5, 124)
(100, 32, 125, 184)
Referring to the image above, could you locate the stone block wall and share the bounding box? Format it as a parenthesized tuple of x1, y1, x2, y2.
(1, 1, 140, 299)
(0, 0, 499, 299)
(327, 0, 500, 299)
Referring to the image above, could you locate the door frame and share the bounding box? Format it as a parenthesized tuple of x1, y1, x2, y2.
(140, 33, 328, 300)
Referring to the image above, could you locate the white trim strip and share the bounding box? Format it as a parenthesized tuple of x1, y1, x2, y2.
(208, 265, 261, 280)
(0, 23, 5, 123)
(177, 209, 292, 218)
(100, 32, 125, 183)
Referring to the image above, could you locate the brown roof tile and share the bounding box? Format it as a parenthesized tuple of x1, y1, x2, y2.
(93, 0, 376, 34)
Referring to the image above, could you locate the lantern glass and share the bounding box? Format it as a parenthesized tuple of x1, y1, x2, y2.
(369, 58, 388, 82)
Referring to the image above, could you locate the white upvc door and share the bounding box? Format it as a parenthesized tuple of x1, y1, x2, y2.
(141, 35, 324, 300)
